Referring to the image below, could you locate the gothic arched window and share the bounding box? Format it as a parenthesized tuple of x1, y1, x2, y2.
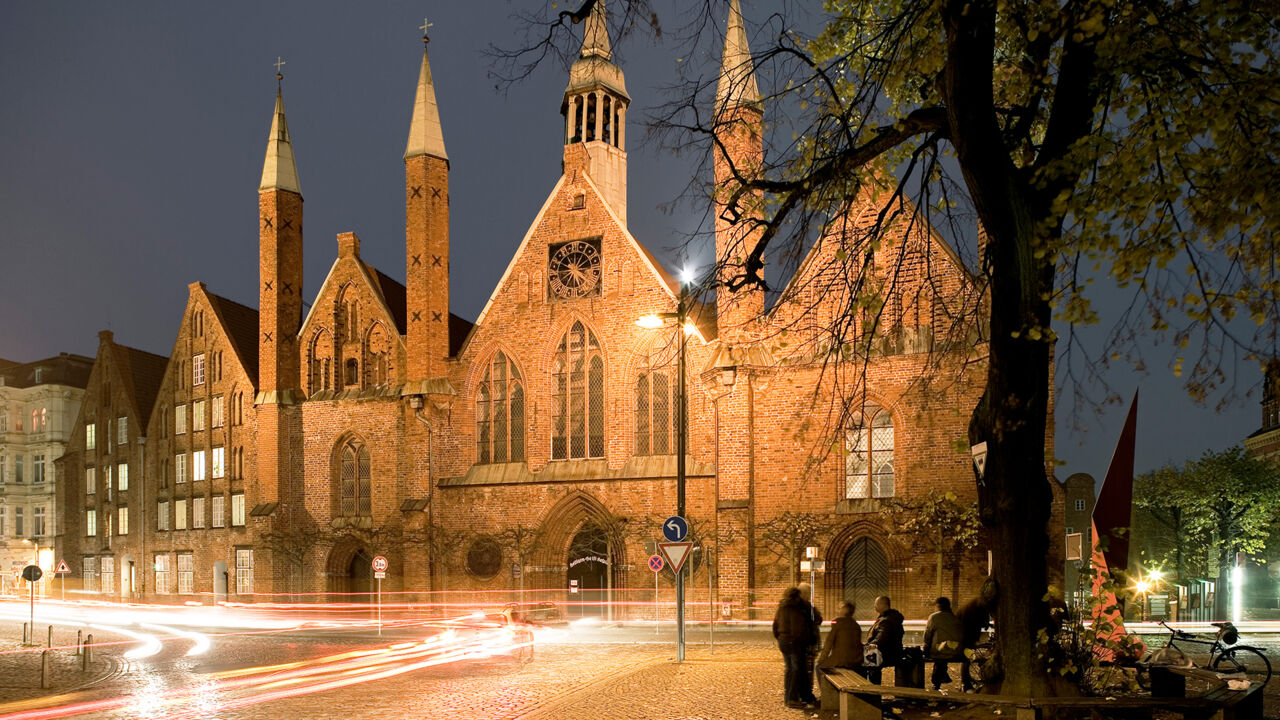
(308, 329, 333, 395)
(344, 358, 359, 387)
(635, 370, 675, 456)
(337, 438, 371, 517)
(844, 404, 894, 499)
(476, 351, 525, 464)
(552, 321, 604, 459)
(364, 323, 393, 387)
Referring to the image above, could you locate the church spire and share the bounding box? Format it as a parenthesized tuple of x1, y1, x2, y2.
(580, 0, 611, 60)
(405, 35, 448, 162)
(717, 0, 760, 112)
(259, 80, 301, 194)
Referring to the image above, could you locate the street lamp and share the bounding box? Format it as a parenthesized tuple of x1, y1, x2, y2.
(636, 271, 696, 662)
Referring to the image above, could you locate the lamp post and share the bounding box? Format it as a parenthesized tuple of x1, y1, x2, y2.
(637, 274, 693, 662)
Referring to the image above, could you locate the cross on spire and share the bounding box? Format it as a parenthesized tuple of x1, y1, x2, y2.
(420, 17, 433, 43)
(274, 56, 286, 80)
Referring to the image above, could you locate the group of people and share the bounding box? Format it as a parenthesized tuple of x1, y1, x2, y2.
(772, 587, 990, 710)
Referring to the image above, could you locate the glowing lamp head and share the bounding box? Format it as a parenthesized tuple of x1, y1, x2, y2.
(1135, 580, 1151, 594)
(679, 266, 696, 285)
(635, 315, 664, 330)
(1149, 570, 1163, 582)
(683, 321, 697, 335)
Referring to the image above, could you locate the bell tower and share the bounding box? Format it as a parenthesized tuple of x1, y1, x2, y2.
(405, 29, 451, 381)
(713, 0, 765, 336)
(561, 0, 630, 224)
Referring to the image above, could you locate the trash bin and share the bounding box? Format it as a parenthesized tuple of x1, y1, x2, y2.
(895, 646, 926, 688)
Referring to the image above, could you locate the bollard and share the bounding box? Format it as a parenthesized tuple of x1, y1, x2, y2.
(48, 625, 53, 648)
(85, 634, 93, 665)
(41, 650, 49, 689)
(76, 630, 83, 655)
(23, 622, 28, 645)
(81, 639, 89, 671)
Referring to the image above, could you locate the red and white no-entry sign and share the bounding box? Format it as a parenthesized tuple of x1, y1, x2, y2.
(372, 555, 388, 573)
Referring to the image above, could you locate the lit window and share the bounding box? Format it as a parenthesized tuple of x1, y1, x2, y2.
(117, 416, 127, 444)
(86, 424, 96, 450)
(176, 453, 188, 483)
(154, 554, 170, 594)
(193, 354, 205, 386)
(211, 447, 225, 479)
(193, 451, 206, 481)
(117, 507, 129, 535)
(193, 400, 206, 432)
(177, 553, 194, 594)
(212, 495, 225, 528)
(212, 396, 224, 428)
(193, 497, 205, 529)
(86, 467, 96, 494)
(86, 509, 97, 537)
(175, 405, 187, 435)
(235, 548, 253, 594)
(231, 493, 245, 526)
(175, 499, 187, 530)
(157, 501, 169, 531)
(83, 557, 98, 592)
(551, 321, 605, 459)
(475, 351, 525, 464)
(100, 556, 114, 595)
(117, 462, 128, 492)
(844, 404, 895, 499)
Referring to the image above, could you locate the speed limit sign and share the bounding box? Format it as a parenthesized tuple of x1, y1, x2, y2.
(372, 555, 388, 573)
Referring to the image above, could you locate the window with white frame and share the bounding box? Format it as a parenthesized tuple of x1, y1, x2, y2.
(33, 455, 44, 484)
(175, 499, 187, 530)
(117, 462, 128, 492)
(212, 396, 224, 428)
(86, 423, 96, 450)
(33, 506, 46, 536)
(212, 495, 225, 528)
(117, 417, 127, 445)
(175, 405, 186, 435)
(193, 354, 205, 386)
(85, 509, 96, 537)
(15, 507, 24, 536)
(100, 556, 114, 595)
(157, 501, 169, 531)
(117, 507, 129, 535)
(193, 400, 206, 432)
(235, 548, 253, 595)
(177, 553, 194, 594)
(193, 451, 206, 481)
(211, 447, 224, 479)
(85, 467, 96, 494)
(104, 465, 111, 499)
(0, 506, 5, 536)
(154, 554, 170, 594)
(14, 455, 23, 483)
(176, 453, 187, 483)
(193, 497, 205, 529)
(231, 493, 245, 526)
(1074, 499, 1086, 512)
(82, 557, 98, 593)
(844, 404, 895, 499)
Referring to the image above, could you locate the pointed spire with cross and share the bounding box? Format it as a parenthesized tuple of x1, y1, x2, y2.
(420, 17, 432, 44)
(274, 56, 286, 82)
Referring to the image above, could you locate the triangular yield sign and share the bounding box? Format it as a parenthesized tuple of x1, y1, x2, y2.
(55, 560, 70, 573)
(658, 542, 693, 574)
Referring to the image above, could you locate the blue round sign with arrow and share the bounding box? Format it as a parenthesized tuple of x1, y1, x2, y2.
(662, 515, 689, 542)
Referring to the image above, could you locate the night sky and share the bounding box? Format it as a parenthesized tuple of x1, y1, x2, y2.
(0, 2, 1264, 481)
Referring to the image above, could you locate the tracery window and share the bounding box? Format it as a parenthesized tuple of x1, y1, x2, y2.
(476, 351, 525, 464)
(844, 404, 895, 499)
(635, 370, 675, 456)
(308, 329, 333, 395)
(337, 438, 372, 517)
(552, 321, 604, 459)
(364, 323, 393, 387)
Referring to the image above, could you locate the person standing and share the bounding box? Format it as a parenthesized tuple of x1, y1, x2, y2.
(797, 582, 823, 706)
(923, 596, 964, 690)
(772, 586, 816, 709)
(864, 595, 905, 684)
(957, 596, 991, 692)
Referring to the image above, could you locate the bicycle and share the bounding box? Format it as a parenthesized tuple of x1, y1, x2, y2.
(1136, 620, 1271, 689)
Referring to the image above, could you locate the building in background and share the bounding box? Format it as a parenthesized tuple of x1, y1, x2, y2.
(1244, 359, 1280, 462)
(0, 353, 92, 593)
(1059, 472, 1096, 607)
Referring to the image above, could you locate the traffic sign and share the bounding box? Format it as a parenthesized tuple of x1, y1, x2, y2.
(21, 565, 42, 583)
(374, 571, 386, 579)
(658, 542, 693, 574)
(647, 554, 665, 572)
(569, 579, 579, 594)
(55, 560, 71, 575)
(662, 515, 688, 542)
(372, 555, 388, 573)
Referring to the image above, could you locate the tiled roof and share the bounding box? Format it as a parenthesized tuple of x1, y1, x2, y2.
(113, 344, 169, 429)
(205, 291, 260, 389)
(371, 268, 407, 335)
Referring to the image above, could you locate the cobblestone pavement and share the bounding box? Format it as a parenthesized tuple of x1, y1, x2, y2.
(1, 616, 1277, 720)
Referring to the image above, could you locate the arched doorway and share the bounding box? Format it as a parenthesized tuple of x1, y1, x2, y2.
(327, 543, 374, 602)
(566, 526, 611, 617)
(843, 537, 889, 621)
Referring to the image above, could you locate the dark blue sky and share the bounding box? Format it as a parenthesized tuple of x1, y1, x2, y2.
(0, 2, 1264, 480)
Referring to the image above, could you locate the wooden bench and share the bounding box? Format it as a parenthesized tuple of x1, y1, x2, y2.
(821, 666, 1262, 720)
(1149, 666, 1264, 720)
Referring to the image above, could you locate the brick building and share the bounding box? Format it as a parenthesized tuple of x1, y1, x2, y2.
(55, 2, 1056, 619)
